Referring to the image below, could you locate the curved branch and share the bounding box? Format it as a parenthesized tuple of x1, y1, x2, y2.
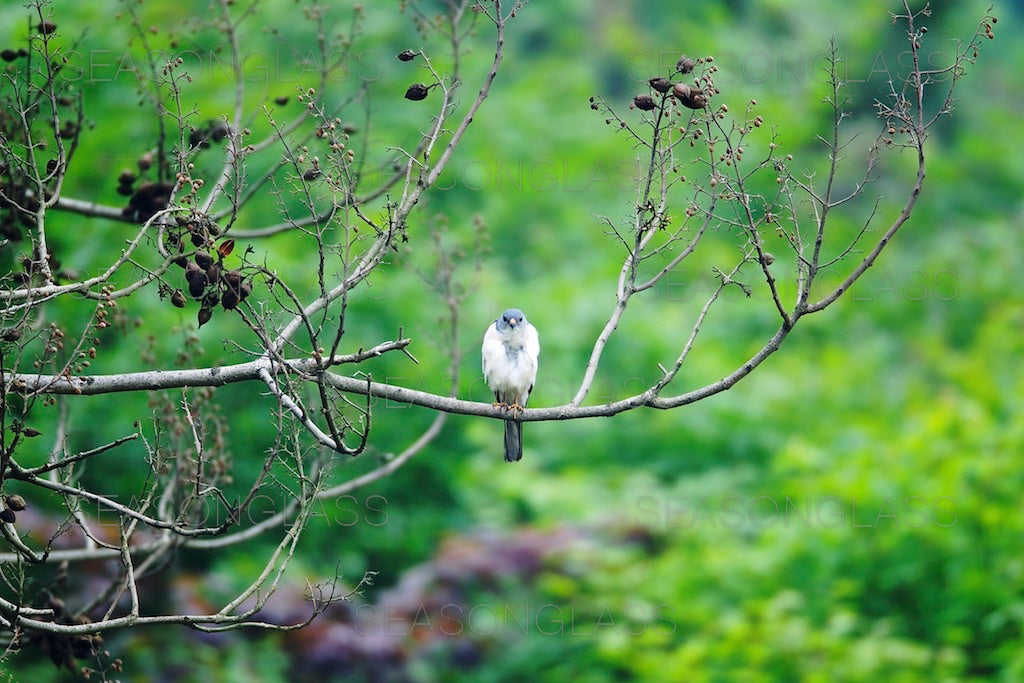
(3, 324, 797, 423)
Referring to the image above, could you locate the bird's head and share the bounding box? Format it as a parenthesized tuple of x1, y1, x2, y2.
(496, 308, 527, 332)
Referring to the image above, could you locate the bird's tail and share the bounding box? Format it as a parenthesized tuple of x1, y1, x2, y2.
(503, 419, 522, 462)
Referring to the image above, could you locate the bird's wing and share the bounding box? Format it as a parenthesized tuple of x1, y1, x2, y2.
(524, 323, 540, 386)
(481, 321, 501, 383)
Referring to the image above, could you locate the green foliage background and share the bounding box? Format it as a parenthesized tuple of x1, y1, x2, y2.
(2, 0, 1022, 680)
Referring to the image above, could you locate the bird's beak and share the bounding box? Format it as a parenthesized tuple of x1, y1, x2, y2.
(508, 317, 518, 327)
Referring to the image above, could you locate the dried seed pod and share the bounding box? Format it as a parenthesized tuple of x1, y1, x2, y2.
(190, 129, 210, 149)
(206, 261, 221, 285)
(118, 169, 136, 185)
(22, 427, 41, 437)
(188, 276, 206, 299)
(397, 49, 417, 62)
(202, 291, 220, 309)
(185, 262, 204, 283)
(222, 270, 242, 288)
(197, 306, 212, 327)
(4, 495, 26, 511)
(116, 183, 134, 197)
(676, 87, 708, 110)
(70, 635, 98, 659)
(649, 77, 672, 93)
(127, 181, 173, 222)
(633, 94, 656, 111)
(404, 83, 430, 101)
(1, 327, 21, 342)
(761, 252, 775, 266)
(0, 509, 15, 524)
(210, 121, 230, 142)
(222, 272, 246, 310)
(194, 250, 214, 270)
(676, 55, 695, 74)
(274, 96, 289, 105)
(221, 288, 239, 310)
(170, 289, 186, 308)
(37, 21, 57, 35)
(672, 82, 691, 99)
(0, 49, 19, 62)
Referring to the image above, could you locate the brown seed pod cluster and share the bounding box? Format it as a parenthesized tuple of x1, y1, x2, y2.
(172, 211, 221, 250)
(1, 494, 26, 524)
(114, 150, 177, 222)
(672, 82, 708, 110)
(8, 249, 61, 289)
(122, 181, 174, 223)
(31, 593, 108, 670)
(177, 237, 251, 326)
(115, 169, 136, 197)
(0, 48, 28, 61)
(0, 63, 80, 246)
(620, 54, 713, 118)
(189, 119, 231, 150)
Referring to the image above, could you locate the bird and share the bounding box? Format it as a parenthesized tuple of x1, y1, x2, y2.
(482, 308, 540, 462)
